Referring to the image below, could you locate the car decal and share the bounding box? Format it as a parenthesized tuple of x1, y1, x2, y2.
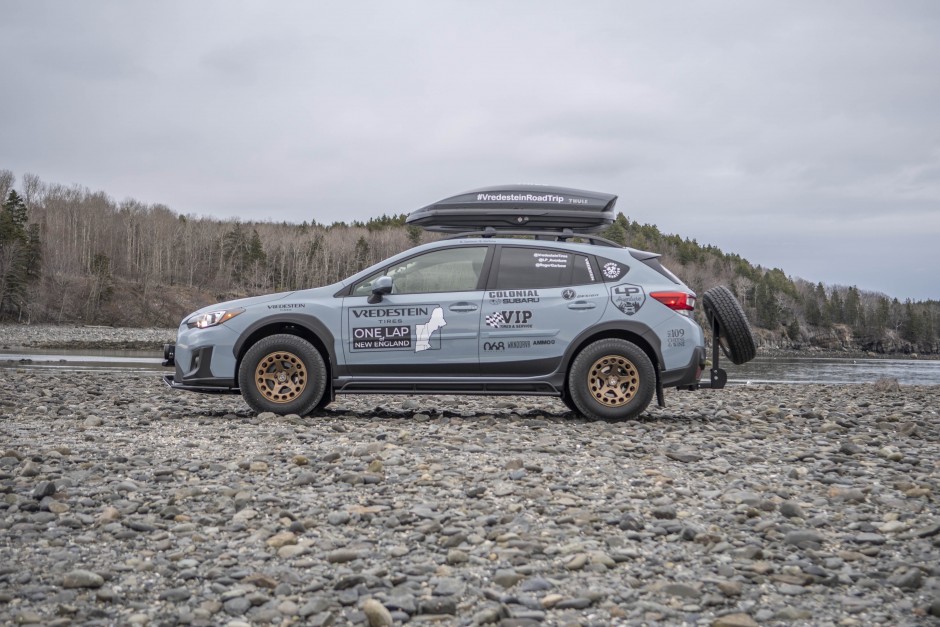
(610, 284, 646, 316)
(349, 304, 445, 352)
(584, 257, 596, 281)
(603, 262, 622, 279)
(485, 310, 533, 329)
(534, 252, 569, 269)
(414, 307, 446, 352)
(488, 289, 540, 305)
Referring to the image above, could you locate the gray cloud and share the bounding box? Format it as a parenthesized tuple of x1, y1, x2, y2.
(1, 0, 938, 300)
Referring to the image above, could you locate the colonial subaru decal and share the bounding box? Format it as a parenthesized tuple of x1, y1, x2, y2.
(488, 289, 540, 305)
(349, 305, 445, 351)
(611, 284, 646, 316)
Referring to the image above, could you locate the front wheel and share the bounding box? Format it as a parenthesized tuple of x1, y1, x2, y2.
(567, 339, 655, 421)
(238, 334, 327, 416)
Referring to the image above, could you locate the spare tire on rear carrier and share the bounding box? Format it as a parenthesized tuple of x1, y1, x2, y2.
(702, 286, 757, 366)
(702, 285, 757, 389)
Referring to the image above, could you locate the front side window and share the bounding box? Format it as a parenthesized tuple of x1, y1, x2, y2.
(352, 246, 487, 295)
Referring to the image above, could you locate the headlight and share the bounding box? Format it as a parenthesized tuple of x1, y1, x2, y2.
(186, 308, 244, 329)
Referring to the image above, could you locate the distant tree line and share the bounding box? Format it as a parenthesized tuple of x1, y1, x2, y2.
(0, 170, 937, 354)
(601, 213, 939, 354)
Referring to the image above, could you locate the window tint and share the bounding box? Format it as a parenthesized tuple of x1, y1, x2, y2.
(495, 247, 596, 290)
(352, 247, 487, 295)
(572, 255, 596, 285)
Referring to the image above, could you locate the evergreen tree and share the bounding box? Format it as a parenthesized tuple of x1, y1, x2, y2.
(828, 290, 844, 325)
(407, 224, 422, 247)
(843, 286, 862, 329)
(755, 275, 780, 328)
(0, 191, 31, 314)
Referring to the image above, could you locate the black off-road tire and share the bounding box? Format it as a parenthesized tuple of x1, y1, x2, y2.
(560, 394, 579, 415)
(702, 286, 757, 365)
(568, 338, 656, 421)
(238, 334, 328, 416)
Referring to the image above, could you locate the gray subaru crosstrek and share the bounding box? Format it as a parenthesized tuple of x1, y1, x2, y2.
(163, 185, 755, 420)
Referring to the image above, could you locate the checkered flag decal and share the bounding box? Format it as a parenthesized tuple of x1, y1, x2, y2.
(485, 312, 504, 328)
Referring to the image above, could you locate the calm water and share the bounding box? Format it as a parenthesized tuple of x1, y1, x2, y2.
(0, 349, 938, 385)
(724, 356, 940, 386)
(0, 348, 163, 374)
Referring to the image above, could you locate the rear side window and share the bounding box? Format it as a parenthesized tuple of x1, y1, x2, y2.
(495, 247, 596, 290)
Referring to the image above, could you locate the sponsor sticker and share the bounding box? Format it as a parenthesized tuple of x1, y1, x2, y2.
(603, 262, 622, 280)
(667, 328, 686, 348)
(349, 305, 445, 352)
(485, 310, 533, 329)
(352, 325, 412, 350)
(267, 303, 306, 310)
(585, 258, 596, 281)
(488, 289, 540, 305)
(610, 284, 646, 316)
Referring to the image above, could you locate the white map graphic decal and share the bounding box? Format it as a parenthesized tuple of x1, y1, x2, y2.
(415, 307, 446, 352)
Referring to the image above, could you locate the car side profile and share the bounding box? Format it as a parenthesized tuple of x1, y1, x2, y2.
(163, 185, 755, 420)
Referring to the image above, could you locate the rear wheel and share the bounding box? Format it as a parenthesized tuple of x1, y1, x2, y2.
(702, 286, 756, 365)
(568, 339, 655, 421)
(238, 334, 327, 416)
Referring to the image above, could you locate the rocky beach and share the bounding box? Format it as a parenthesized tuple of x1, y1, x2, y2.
(1, 326, 939, 626)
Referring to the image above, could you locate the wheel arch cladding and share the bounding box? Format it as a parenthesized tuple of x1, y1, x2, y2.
(234, 315, 335, 380)
(564, 326, 662, 394)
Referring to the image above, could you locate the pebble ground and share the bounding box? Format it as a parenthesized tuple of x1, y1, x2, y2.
(1, 365, 938, 626)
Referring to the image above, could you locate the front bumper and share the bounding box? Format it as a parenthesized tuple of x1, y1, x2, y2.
(162, 341, 238, 394)
(161, 374, 240, 395)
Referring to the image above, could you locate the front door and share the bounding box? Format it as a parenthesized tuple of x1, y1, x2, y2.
(341, 246, 489, 376)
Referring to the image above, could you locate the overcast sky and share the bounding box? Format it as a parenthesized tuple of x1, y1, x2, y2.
(1, 1, 938, 301)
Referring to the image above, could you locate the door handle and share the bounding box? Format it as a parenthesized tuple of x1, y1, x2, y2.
(449, 302, 479, 313)
(567, 301, 597, 310)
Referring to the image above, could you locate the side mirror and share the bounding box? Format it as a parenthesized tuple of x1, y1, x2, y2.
(367, 276, 393, 304)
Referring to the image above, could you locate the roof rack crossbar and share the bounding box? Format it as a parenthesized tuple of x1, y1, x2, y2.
(443, 229, 622, 248)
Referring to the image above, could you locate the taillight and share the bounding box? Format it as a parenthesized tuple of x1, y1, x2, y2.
(651, 291, 696, 314)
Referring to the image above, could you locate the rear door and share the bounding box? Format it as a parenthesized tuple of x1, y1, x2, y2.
(481, 245, 607, 375)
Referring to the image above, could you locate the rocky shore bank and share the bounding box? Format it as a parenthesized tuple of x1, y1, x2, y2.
(1, 368, 938, 626)
(0, 324, 177, 351)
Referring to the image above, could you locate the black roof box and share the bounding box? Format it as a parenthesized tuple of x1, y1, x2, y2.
(406, 185, 617, 233)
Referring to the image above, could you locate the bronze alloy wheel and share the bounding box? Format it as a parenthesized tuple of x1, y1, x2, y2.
(254, 351, 307, 403)
(587, 354, 639, 407)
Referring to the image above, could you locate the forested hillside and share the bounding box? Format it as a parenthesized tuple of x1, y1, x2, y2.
(1, 170, 937, 354)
